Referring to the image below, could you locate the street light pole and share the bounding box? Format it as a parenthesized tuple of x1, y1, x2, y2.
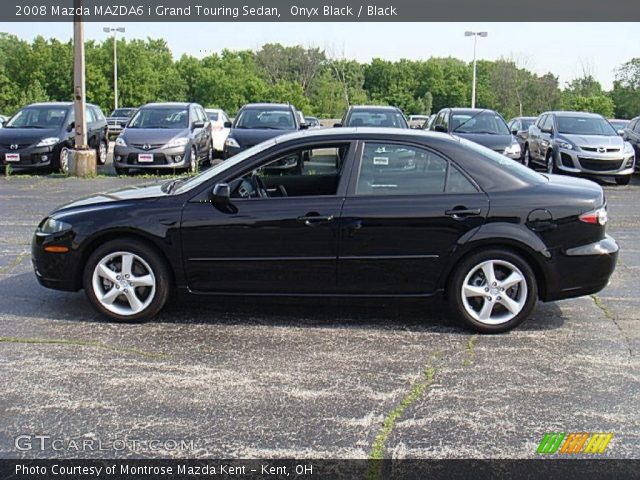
(465, 31, 488, 109)
(73, 0, 87, 150)
(103, 27, 125, 111)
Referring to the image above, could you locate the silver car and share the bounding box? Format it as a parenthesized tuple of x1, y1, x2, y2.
(525, 111, 635, 185)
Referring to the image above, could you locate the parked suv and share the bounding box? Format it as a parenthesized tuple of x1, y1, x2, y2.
(113, 102, 212, 175)
(431, 108, 521, 160)
(337, 105, 408, 128)
(106, 107, 137, 139)
(0, 102, 108, 173)
(507, 116, 537, 162)
(223, 103, 301, 159)
(525, 111, 635, 185)
(622, 116, 640, 170)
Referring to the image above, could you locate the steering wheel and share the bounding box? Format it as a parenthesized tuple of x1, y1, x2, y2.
(250, 173, 268, 198)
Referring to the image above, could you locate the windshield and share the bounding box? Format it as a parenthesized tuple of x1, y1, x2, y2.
(346, 110, 407, 128)
(206, 111, 219, 121)
(556, 116, 617, 136)
(234, 108, 295, 130)
(452, 112, 510, 135)
(521, 119, 534, 130)
(173, 139, 279, 194)
(5, 106, 68, 129)
(460, 137, 547, 185)
(609, 120, 628, 130)
(128, 107, 188, 129)
(111, 108, 135, 118)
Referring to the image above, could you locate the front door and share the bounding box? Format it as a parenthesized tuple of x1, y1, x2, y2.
(180, 141, 355, 294)
(338, 141, 489, 295)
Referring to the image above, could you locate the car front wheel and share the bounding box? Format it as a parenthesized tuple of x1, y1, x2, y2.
(97, 140, 108, 165)
(83, 239, 171, 323)
(615, 175, 631, 186)
(449, 249, 538, 333)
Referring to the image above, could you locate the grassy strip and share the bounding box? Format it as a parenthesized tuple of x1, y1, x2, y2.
(0, 336, 166, 359)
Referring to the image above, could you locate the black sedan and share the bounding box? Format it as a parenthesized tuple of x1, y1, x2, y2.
(32, 129, 618, 333)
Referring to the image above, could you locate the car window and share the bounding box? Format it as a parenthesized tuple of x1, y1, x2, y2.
(541, 115, 553, 131)
(207, 111, 219, 122)
(536, 115, 546, 128)
(92, 107, 105, 122)
(556, 116, 617, 136)
(511, 120, 520, 131)
(228, 143, 351, 198)
(234, 108, 295, 130)
(634, 119, 640, 133)
(85, 107, 96, 123)
(446, 165, 479, 193)
(356, 142, 451, 196)
(521, 118, 534, 130)
(451, 111, 510, 135)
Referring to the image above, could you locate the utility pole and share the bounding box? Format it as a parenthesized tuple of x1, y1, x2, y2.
(72, 0, 95, 176)
(464, 31, 488, 109)
(103, 27, 125, 111)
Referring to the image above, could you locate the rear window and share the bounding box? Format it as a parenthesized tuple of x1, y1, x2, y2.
(207, 111, 219, 121)
(460, 137, 547, 185)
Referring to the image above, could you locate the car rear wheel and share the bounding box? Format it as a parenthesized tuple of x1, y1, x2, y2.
(83, 239, 170, 323)
(615, 175, 631, 186)
(449, 249, 538, 333)
(97, 140, 108, 165)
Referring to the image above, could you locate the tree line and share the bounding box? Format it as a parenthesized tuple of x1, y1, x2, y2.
(1, 33, 638, 120)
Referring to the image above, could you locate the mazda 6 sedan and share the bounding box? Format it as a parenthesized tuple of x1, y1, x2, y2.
(32, 128, 618, 333)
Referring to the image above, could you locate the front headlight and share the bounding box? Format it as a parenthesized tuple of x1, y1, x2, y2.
(115, 136, 127, 147)
(503, 141, 521, 156)
(35, 137, 59, 147)
(624, 142, 634, 154)
(225, 137, 240, 149)
(165, 137, 189, 149)
(556, 140, 574, 150)
(39, 217, 72, 234)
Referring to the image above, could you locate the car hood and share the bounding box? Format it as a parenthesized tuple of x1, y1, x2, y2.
(560, 134, 623, 148)
(121, 128, 188, 145)
(53, 182, 167, 213)
(230, 128, 294, 149)
(453, 133, 513, 151)
(0, 128, 60, 145)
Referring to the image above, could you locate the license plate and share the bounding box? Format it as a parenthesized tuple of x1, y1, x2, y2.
(373, 156, 389, 166)
(138, 154, 153, 163)
(5, 153, 20, 162)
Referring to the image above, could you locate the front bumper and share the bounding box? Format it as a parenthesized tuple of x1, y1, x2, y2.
(223, 144, 243, 159)
(543, 235, 619, 301)
(31, 229, 81, 292)
(554, 147, 635, 176)
(0, 146, 56, 169)
(113, 145, 190, 169)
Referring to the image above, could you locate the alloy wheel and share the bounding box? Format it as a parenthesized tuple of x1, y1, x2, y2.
(59, 147, 70, 173)
(98, 142, 107, 165)
(546, 154, 555, 174)
(461, 259, 528, 325)
(190, 147, 198, 173)
(523, 147, 530, 167)
(91, 251, 156, 316)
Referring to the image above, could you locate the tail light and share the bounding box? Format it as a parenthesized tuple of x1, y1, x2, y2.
(579, 206, 608, 225)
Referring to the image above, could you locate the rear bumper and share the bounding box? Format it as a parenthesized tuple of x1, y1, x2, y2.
(542, 235, 618, 301)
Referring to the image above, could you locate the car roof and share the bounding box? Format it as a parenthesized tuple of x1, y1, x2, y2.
(547, 111, 603, 118)
(27, 102, 102, 110)
(271, 126, 459, 144)
(449, 108, 498, 114)
(241, 103, 292, 110)
(141, 102, 194, 108)
(350, 105, 401, 111)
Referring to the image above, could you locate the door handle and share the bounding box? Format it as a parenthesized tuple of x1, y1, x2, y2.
(297, 215, 334, 226)
(445, 208, 481, 219)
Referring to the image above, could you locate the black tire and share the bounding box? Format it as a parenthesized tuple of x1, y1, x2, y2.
(56, 146, 71, 174)
(615, 175, 631, 186)
(448, 249, 538, 334)
(83, 238, 171, 323)
(546, 151, 558, 174)
(522, 144, 531, 168)
(188, 146, 198, 174)
(114, 166, 129, 176)
(97, 140, 108, 165)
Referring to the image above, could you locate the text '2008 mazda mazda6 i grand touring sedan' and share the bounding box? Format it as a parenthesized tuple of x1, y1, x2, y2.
(32, 129, 618, 333)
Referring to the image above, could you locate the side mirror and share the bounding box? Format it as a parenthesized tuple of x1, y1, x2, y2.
(300, 123, 309, 130)
(211, 183, 231, 204)
(223, 121, 233, 128)
(67, 121, 75, 133)
(434, 125, 447, 133)
(618, 129, 625, 136)
(333, 123, 342, 128)
(511, 129, 519, 135)
(192, 121, 205, 130)
(541, 126, 553, 135)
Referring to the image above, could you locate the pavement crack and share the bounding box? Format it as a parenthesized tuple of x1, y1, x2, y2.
(0, 250, 28, 274)
(0, 336, 167, 359)
(591, 295, 633, 357)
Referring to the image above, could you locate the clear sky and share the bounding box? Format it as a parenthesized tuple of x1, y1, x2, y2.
(0, 22, 635, 89)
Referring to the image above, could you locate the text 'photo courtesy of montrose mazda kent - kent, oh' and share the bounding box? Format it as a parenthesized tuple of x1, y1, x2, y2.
(32, 128, 618, 333)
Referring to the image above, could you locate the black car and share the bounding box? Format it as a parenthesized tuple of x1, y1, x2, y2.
(113, 103, 212, 175)
(223, 103, 301, 159)
(0, 102, 109, 173)
(431, 108, 521, 160)
(32, 128, 618, 333)
(336, 105, 408, 128)
(507, 116, 537, 162)
(106, 107, 137, 139)
(622, 116, 640, 169)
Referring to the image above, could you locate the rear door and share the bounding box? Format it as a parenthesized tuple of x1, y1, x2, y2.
(338, 140, 489, 295)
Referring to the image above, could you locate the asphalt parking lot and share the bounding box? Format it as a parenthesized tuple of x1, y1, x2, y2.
(0, 148, 639, 459)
